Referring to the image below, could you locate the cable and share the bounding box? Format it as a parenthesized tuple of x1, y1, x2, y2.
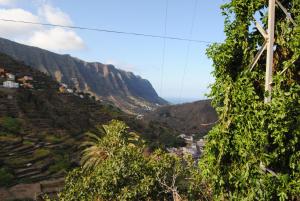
(159, 0, 169, 96)
(0, 18, 216, 44)
(178, 0, 199, 102)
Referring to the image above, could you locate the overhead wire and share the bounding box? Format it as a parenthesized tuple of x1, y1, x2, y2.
(178, 0, 199, 102)
(0, 18, 215, 44)
(159, 0, 169, 97)
(0, 11, 220, 101)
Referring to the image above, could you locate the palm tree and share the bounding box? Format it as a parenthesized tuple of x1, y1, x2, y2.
(81, 120, 141, 170)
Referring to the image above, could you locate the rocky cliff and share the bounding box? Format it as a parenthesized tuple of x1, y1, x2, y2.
(0, 37, 167, 113)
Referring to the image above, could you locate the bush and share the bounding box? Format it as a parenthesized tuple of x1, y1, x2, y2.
(33, 148, 51, 159)
(0, 167, 14, 186)
(57, 120, 206, 201)
(0, 117, 21, 134)
(48, 154, 71, 173)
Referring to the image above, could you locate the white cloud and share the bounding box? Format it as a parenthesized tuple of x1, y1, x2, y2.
(0, 4, 86, 52)
(27, 27, 85, 51)
(0, 0, 15, 6)
(39, 4, 72, 26)
(0, 8, 41, 37)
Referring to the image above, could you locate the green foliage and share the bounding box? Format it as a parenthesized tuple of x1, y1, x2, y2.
(200, 0, 300, 200)
(57, 120, 206, 201)
(33, 148, 51, 158)
(0, 167, 14, 187)
(44, 135, 62, 143)
(58, 120, 154, 201)
(6, 148, 51, 167)
(148, 150, 210, 201)
(0, 116, 21, 134)
(49, 154, 71, 173)
(23, 140, 34, 145)
(144, 121, 185, 150)
(81, 120, 142, 170)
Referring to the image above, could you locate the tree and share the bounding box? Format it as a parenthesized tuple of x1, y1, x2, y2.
(55, 120, 207, 201)
(200, 0, 300, 200)
(0, 116, 21, 134)
(148, 150, 210, 201)
(58, 120, 153, 201)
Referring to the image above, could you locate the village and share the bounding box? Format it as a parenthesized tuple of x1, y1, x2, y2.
(0, 67, 34, 89)
(167, 134, 205, 160)
(0, 66, 90, 100)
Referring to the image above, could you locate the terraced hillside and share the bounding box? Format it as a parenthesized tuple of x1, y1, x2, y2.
(0, 53, 181, 193)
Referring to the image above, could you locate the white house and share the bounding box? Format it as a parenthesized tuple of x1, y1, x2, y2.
(178, 134, 187, 139)
(136, 114, 144, 120)
(6, 73, 15, 81)
(66, 88, 74, 93)
(3, 81, 19, 88)
(61, 83, 68, 88)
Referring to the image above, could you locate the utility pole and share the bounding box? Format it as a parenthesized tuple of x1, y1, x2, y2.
(250, 0, 296, 103)
(265, 0, 276, 103)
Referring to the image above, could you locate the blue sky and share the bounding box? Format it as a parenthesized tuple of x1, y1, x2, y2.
(0, 0, 226, 102)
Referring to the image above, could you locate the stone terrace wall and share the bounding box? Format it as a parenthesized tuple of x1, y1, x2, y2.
(0, 178, 64, 201)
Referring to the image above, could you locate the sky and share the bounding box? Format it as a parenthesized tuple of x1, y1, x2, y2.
(0, 0, 226, 103)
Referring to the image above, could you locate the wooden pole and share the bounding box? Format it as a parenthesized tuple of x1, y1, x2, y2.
(265, 0, 276, 103)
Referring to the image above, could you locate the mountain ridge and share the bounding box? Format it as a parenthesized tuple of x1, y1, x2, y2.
(0, 37, 167, 114)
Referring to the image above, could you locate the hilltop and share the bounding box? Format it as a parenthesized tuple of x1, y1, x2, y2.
(145, 100, 218, 138)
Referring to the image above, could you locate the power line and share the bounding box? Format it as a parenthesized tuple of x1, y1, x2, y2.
(178, 0, 199, 101)
(159, 0, 169, 96)
(0, 18, 216, 44)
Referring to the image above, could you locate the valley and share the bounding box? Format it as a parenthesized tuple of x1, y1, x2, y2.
(0, 53, 195, 200)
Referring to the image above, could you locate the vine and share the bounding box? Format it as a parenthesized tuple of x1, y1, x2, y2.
(200, 0, 300, 200)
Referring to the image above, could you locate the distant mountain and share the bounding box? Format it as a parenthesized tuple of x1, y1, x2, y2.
(0, 37, 167, 114)
(165, 97, 201, 104)
(144, 100, 218, 138)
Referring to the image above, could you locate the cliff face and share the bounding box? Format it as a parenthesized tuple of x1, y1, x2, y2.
(0, 37, 167, 113)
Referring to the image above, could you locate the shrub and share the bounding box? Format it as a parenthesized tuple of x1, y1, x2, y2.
(0, 117, 21, 134)
(0, 167, 14, 186)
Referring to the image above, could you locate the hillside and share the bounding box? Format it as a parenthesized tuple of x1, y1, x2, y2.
(0, 53, 181, 192)
(0, 37, 167, 114)
(145, 100, 218, 138)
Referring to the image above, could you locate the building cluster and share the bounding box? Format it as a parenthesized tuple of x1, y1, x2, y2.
(135, 114, 144, 120)
(59, 83, 86, 99)
(59, 83, 74, 94)
(0, 68, 34, 89)
(167, 134, 205, 159)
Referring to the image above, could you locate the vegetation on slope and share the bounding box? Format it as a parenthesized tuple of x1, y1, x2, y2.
(145, 100, 218, 138)
(51, 120, 210, 201)
(0, 53, 182, 187)
(200, 0, 300, 200)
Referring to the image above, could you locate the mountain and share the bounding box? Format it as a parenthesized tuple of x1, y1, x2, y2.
(144, 100, 218, 138)
(0, 53, 181, 198)
(0, 37, 167, 114)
